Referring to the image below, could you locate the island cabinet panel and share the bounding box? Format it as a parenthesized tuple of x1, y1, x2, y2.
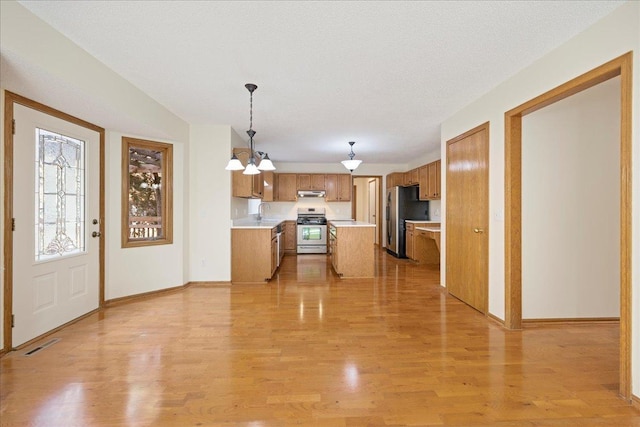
(276, 173, 297, 201)
(284, 221, 297, 252)
(330, 225, 375, 278)
(232, 227, 279, 282)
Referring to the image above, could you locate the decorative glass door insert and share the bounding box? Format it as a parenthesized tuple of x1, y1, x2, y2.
(35, 128, 85, 261)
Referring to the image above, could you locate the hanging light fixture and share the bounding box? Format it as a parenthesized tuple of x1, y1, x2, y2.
(225, 83, 276, 174)
(341, 141, 362, 172)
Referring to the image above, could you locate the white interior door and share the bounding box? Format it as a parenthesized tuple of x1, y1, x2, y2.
(12, 104, 100, 347)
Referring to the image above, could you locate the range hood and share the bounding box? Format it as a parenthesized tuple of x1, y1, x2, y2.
(297, 190, 326, 198)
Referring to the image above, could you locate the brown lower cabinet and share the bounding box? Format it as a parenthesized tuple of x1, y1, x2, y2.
(405, 222, 440, 262)
(284, 220, 297, 253)
(232, 225, 280, 282)
(329, 224, 375, 278)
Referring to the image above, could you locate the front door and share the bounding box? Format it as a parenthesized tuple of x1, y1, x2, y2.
(11, 103, 101, 347)
(446, 123, 489, 313)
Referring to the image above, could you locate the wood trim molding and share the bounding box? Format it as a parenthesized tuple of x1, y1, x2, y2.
(522, 318, 620, 326)
(121, 137, 174, 248)
(2, 91, 106, 352)
(104, 282, 190, 307)
(632, 394, 640, 411)
(504, 51, 633, 400)
(446, 121, 490, 146)
(487, 312, 505, 326)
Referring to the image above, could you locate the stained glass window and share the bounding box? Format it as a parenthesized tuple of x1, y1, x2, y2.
(36, 129, 85, 261)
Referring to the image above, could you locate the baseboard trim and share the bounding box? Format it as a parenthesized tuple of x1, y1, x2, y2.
(523, 317, 620, 326)
(5, 308, 100, 353)
(632, 394, 640, 410)
(487, 312, 505, 326)
(105, 283, 187, 307)
(187, 281, 232, 287)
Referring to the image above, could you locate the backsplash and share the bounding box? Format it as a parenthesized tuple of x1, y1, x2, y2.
(248, 197, 351, 220)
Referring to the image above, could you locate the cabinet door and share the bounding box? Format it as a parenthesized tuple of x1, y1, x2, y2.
(427, 160, 441, 199)
(262, 171, 274, 202)
(311, 174, 326, 190)
(284, 221, 297, 250)
(418, 164, 429, 200)
(297, 174, 311, 190)
(411, 168, 419, 185)
(271, 237, 278, 276)
(325, 174, 338, 201)
(337, 174, 352, 201)
(406, 230, 414, 260)
(231, 148, 253, 198)
(252, 172, 264, 198)
(276, 174, 297, 201)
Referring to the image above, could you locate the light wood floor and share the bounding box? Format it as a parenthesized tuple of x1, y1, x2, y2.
(1, 250, 638, 426)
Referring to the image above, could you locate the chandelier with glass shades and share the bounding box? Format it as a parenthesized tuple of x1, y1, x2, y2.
(225, 83, 275, 174)
(341, 141, 362, 172)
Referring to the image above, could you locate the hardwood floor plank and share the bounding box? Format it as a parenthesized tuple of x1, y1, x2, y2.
(1, 249, 638, 426)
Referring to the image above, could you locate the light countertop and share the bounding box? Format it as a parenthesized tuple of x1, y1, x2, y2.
(405, 220, 441, 224)
(416, 226, 441, 232)
(231, 218, 286, 229)
(330, 220, 376, 228)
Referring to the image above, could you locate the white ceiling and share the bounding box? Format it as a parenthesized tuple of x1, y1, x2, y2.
(14, 0, 625, 164)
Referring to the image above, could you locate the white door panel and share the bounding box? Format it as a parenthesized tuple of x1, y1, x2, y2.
(12, 104, 100, 347)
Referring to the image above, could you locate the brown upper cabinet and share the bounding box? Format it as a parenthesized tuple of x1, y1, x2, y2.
(386, 172, 404, 189)
(231, 148, 263, 198)
(276, 173, 297, 201)
(262, 171, 275, 202)
(404, 168, 419, 186)
(388, 160, 441, 200)
(427, 160, 441, 199)
(297, 174, 325, 191)
(325, 174, 352, 202)
(418, 164, 430, 200)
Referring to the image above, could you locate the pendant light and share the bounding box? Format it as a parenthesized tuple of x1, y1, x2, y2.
(225, 83, 276, 173)
(341, 141, 362, 172)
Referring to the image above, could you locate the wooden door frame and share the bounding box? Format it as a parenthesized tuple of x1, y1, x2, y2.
(504, 52, 632, 400)
(446, 122, 490, 314)
(352, 175, 383, 246)
(3, 91, 106, 352)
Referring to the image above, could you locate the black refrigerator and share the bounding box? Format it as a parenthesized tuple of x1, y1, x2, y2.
(386, 186, 429, 258)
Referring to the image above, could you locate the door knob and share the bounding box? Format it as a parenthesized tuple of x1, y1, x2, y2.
(473, 228, 484, 234)
(92, 231, 101, 238)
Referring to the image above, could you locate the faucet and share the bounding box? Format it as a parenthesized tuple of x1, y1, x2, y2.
(257, 202, 270, 221)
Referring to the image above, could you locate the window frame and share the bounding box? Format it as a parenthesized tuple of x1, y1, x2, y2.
(121, 137, 173, 248)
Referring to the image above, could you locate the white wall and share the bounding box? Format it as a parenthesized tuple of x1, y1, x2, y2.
(522, 77, 620, 319)
(0, 0, 191, 312)
(440, 1, 639, 395)
(106, 132, 187, 299)
(188, 125, 233, 282)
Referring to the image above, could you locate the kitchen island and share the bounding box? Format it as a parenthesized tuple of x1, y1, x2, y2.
(231, 219, 285, 283)
(329, 221, 376, 278)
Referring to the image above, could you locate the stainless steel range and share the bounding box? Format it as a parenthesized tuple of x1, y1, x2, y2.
(296, 208, 328, 254)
